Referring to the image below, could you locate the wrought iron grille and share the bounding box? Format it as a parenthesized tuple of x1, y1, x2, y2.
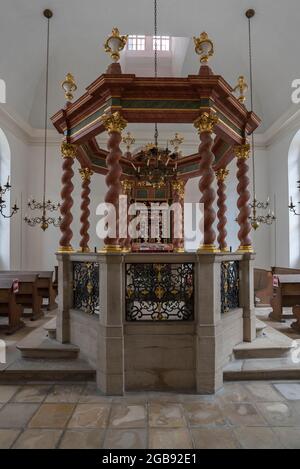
(125, 263, 194, 321)
(73, 262, 99, 315)
(221, 261, 240, 314)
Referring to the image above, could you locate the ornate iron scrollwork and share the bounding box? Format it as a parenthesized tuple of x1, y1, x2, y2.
(125, 263, 194, 321)
(221, 261, 240, 314)
(73, 262, 99, 315)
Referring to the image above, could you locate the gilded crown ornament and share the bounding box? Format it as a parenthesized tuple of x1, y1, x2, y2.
(122, 132, 135, 152)
(61, 73, 77, 101)
(193, 32, 214, 63)
(61, 141, 77, 158)
(193, 111, 218, 133)
(233, 76, 248, 104)
(215, 168, 229, 182)
(79, 167, 94, 181)
(104, 28, 128, 62)
(101, 111, 127, 133)
(234, 143, 251, 160)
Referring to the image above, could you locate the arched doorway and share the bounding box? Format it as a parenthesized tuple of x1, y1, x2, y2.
(0, 127, 11, 269)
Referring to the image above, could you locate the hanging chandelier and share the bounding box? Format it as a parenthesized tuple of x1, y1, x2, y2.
(288, 180, 300, 215)
(125, 0, 184, 187)
(245, 9, 276, 230)
(24, 9, 61, 231)
(0, 176, 19, 219)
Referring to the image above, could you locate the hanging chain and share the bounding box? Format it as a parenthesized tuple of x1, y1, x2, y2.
(43, 15, 50, 209)
(154, 0, 158, 146)
(248, 16, 256, 197)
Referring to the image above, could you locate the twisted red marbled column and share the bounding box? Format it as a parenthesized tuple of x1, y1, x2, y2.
(59, 156, 74, 251)
(216, 170, 229, 251)
(79, 169, 92, 252)
(198, 131, 216, 248)
(104, 131, 122, 249)
(236, 157, 252, 250)
(172, 181, 185, 252)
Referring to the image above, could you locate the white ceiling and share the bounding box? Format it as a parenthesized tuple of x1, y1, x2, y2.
(0, 0, 299, 132)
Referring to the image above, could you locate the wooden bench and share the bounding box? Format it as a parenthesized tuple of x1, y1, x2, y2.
(270, 273, 300, 321)
(0, 274, 43, 320)
(0, 279, 24, 334)
(0, 271, 57, 311)
(254, 268, 273, 306)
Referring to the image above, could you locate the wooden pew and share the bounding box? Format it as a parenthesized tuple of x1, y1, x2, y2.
(0, 274, 43, 320)
(270, 273, 300, 321)
(0, 279, 24, 334)
(0, 271, 57, 311)
(254, 268, 273, 306)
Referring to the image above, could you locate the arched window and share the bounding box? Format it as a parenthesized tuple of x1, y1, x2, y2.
(288, 129, 300, 267)
(0, 128, 11, 269)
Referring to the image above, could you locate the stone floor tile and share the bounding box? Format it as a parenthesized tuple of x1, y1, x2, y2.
(59, 429, 105, 449)
(149, 403, 186, 428)
(244, 382, 284, 402)
(103, 429, 147, 449)
(220, 403, 267, 426)
(0, 403, 39, 428)
(257, 401, 300, 426)
(274, 383, 300, 400)
(28, 403, 75, 428)
(272, 427, 300, 449)
(12, 385, 52, 403)
(233, 426, 283, 449)
(183, 401, 226, 427)
(0, 429, 20, 449)
(68, 403, 110, 428)
(191, 427, 239, 449)
(45, 383, 84, 403)
(149, 428, 193, 449)
(13, 429, 62, 449)
(0, 385, 19, 403)
(216, 383, 252, 404)
(79, 383, 112, 404)
(109, 404, 147, 428)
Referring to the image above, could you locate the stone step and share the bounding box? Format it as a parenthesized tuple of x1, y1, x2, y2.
(0, 357, 95, 382)
(233, 325, 294, 359)
(224, 355, 300, 381)
(44, 318, 56, 340)
(256, 318, 267, 337)
(17, 338, 80, 359)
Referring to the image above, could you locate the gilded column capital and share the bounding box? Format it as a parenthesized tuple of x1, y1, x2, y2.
(234, 143, 251, 160)
(171, 179, 185, 198)
(193, 111, 218, 134)
(61, 141, 77, 158)
(215, 168, 229, 182)
(79, 167, 94, 182)
(101, 111, 127, 134)
(121, 179, 134, 195)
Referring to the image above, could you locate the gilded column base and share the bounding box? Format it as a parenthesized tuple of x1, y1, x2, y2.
(99, 244, 122, 253)
(236, 245, 254, 253)
(57, 245, 74, 253)
(77, 247, 90, 253)
(174, 247, 185, 253)
(220, 247, 230, 253)
(197, 244, 220, 253)
(122, 247, 131, 253)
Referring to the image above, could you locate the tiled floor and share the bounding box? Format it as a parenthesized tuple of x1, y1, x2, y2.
(1, 380, 300, 448)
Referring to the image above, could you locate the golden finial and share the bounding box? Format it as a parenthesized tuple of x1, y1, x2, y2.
(104, 28, 128, 62)
(61, 73, 77, 102)
(233, 76, 248, 104)
(193, 32, 214, 63)
(122, 132, 135, 152)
